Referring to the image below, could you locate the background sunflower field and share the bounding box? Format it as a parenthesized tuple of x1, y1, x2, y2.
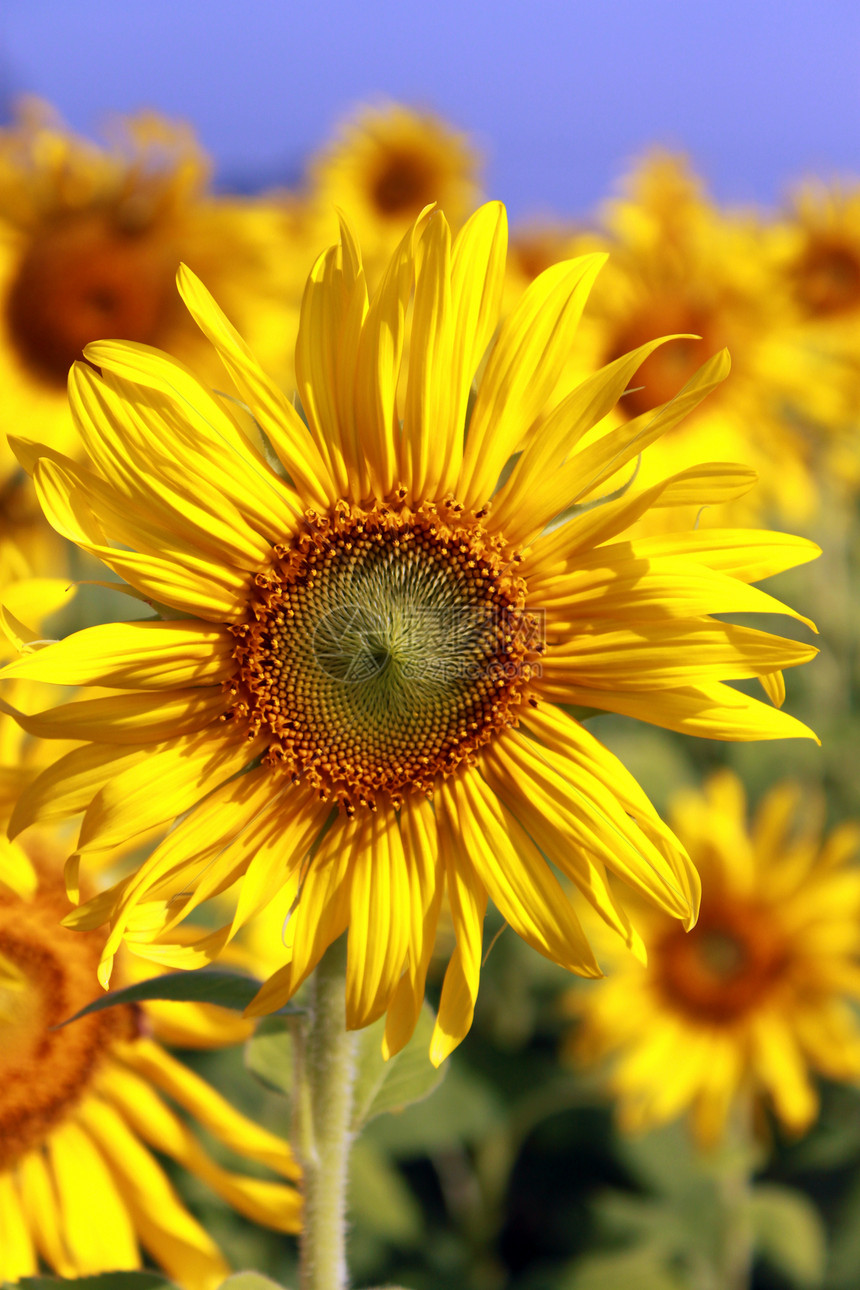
(2, 3, 860, 1288)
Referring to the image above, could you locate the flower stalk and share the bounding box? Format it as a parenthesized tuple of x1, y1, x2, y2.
(293, 935, 358, 1290)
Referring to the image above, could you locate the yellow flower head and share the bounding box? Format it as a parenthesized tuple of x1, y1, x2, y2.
(1, 203, 818, 1066)
(307, 102, 481, 259)
(0, 840, 301, 1286)
(569, 771, 860, 1145)
(0, 98, 296, 483)
(781, 179, 860, 322)
(574, 152, 825, 524)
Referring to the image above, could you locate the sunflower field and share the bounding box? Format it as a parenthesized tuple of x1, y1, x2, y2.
(1, 66, 860, 1290)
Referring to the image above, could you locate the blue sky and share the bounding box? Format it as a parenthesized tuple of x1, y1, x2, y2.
(2, 0, 858, 220)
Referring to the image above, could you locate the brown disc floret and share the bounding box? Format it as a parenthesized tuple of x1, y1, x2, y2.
(228, 496, 542, 812)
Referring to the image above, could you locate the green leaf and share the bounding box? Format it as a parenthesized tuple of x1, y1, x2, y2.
(559, 1243, 686, 1290)
(351, 1003, 445, 1131)
(57, 969, 301, 1027)
(367, 1060, 502, 1156)
(749, 1184, 826, 1288)
(349, 1137, 424, 1244)
(216, 1275, 291, 1290)
(15, 1275, 177, 1290)
(245, 1015, 295, 1097)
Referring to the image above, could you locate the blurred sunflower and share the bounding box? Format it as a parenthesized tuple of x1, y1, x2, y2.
(569, 771, 860, 1145)
(0, 845, 301, 1286)
(573, 154, 822, 524)
(783, 180, 860, 323)
(0, 562, 301, 1284)
(1, 203, 818, 1067)
(0, 98, 297, 489)
(306, 102, 481, 267)
(766, 179, 860, 492)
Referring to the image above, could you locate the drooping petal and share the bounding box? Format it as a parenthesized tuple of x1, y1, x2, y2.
(77, 1096, 230, 1288)
(47, 1121, 140, 1273)
(445, 773, 602, 975)
(346, 809, 411, 1030)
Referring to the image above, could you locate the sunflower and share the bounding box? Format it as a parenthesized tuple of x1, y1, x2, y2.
(0, 845, 302, 1286)
(306, 102, 481, 268)
(764, 179, 860, 493)
(0, 203, 818, 1068)
(781, 180, 860, 323)
(0, 98, 297, 487)
(568, 770, 860, 1145)
(572, 153, 825, 525)
(0, 565, 301, 1283)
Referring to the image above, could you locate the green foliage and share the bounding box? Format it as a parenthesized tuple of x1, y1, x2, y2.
(216, 1276, 291, 1290)
(564, 1123, 826, 1290)
(351, 1005, 445, 1130)
(244, 1015, 296, 1097)
(560, 1244, 687, 1290)
(749, 1185, 826, 1288)
(349, 1138, 425, 1245)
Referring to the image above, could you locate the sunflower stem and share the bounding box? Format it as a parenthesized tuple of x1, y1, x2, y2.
(715, 1110, 755, 1290)
(294, 935, 357, 1290)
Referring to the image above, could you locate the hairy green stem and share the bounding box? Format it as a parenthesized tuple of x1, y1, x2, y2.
(293, 936, 357, 1290)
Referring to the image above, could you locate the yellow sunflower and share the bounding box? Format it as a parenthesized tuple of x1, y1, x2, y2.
(306, 102, 481, 267)
(781, 179, 860, 323)
(0, 98, 297, 486)
(573, 153, 823, 524)
(0, 568, 301, 1282)
(568, 770, 860, 1145)
(765, 179, 860, 493)
(0, 203, 818, 1068)
(0, 846, 301, 1286)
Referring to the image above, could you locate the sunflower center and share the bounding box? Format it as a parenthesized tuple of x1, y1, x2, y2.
(605, 295, 725, 419)
(654, 898, 789, 1024)
(0, 878, 137, 1169)
(792, 237, 860, 318)
(230, 498, 540, 811)
(5, 207, 179, 386)
(371, 149, 437, 218)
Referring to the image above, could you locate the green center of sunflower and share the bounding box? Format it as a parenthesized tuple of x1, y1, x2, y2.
(230, 498, 541, 811)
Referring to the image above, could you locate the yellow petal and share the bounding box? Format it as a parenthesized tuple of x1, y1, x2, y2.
(0, 619, 232, 688)
(48, 1119, 140, 1273)
(449, 772, 602, 975)
(459, 252, 607, 509)
(78, 1095, 229, 1289)
(0, 1172, 37, 1281)
(346, 810, 411, 1029)
(177, 263, 333, 510)
(121, 1038, 300, 1179)
(430, 807, 487, 1065)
